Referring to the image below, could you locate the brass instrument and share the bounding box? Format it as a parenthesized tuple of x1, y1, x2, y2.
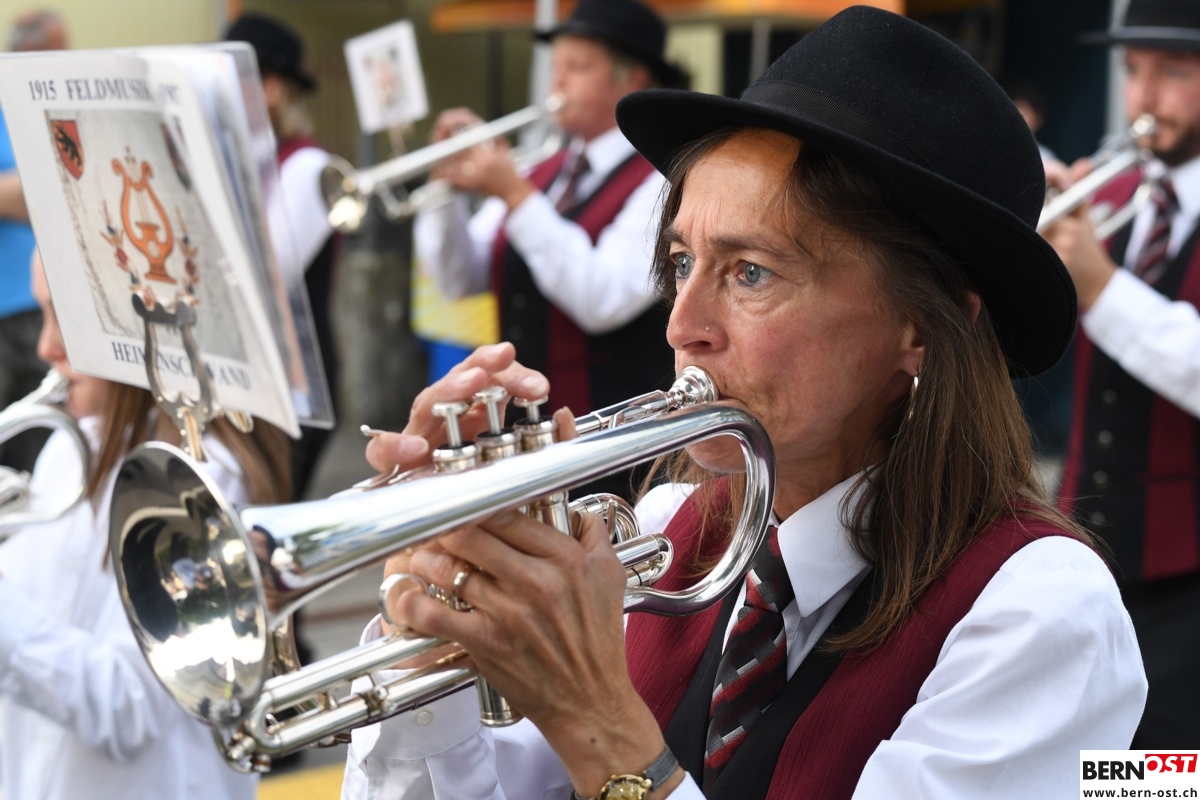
(322, 95, 564, 233)
(1038, 114, 1158, 240)
(110, 367, 775, 772)
(0, 370, 91, 540)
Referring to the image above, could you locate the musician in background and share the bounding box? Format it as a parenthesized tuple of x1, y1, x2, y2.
(0, 8, 67, 474)
(225, 12, 339, 503)
(347, 8, 1145, 798)
(415, 0, 686, 437)
(1042, 0, 1200, 747)
(0, 252, 290, 800)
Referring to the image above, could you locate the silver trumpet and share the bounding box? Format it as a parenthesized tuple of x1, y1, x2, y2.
(0, 369, 91, 540)
(322, 95, 564, 233)
(109, 367, 775, 772)
(1038, 113, 1158, 240)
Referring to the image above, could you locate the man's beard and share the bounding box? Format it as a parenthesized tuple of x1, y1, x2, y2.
(1153, 121, 1200, 167)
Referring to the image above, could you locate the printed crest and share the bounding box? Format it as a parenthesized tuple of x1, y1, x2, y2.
(50, 119, 84, 179)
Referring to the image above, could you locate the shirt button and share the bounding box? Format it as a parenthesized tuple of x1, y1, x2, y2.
(1093, 471, 1109, 487)
(511, 293, 526, 309)
(412, 709, 434, 726)
(1089, 511, 1107, 526)
(507, 325, 523, 342)
(1097, 430, 1114, 448)
(1102, 390, 1118, 405)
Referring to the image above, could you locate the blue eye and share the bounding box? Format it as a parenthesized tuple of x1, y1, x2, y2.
(741, 262, 770, 286)
(673, 252, 694, 279)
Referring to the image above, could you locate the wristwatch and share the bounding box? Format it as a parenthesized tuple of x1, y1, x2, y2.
(570, 745, 679, 800)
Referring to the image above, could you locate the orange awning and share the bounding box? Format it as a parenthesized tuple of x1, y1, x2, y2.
(431, 0, 907, 32)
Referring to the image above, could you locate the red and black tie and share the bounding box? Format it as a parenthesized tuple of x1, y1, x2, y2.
(554, 152, 590, 214)
(1133, 177, 1178, 285)
(703, 525, 793, 790)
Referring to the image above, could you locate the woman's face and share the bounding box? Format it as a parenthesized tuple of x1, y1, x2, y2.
(31, 253, 107, 419)
(664, 130, 923, 516)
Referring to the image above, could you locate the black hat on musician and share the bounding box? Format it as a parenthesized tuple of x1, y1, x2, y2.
(616, 5, 1074, 378)
(225, 13, 317, 92)
(1081, 0, 1200, 51)
(536, 0, 688, 89)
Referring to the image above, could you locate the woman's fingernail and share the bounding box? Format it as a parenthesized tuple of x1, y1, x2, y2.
(397, 437, 428, 459)
(520, 375, 548, 394)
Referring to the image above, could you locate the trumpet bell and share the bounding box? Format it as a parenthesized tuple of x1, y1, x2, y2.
(110, 442, 268, 726)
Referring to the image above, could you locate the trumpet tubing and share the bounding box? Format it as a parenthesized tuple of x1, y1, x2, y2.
(0, 370, 91, 539)
(322, 95, 563, 233)
(1037, 114, 1157, 239)
(110, 368, 775, 772)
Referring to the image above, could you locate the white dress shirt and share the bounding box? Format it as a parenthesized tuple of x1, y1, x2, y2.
(268, 144, 334, 287)
(343, 476, 1146, 800)
(0, 420, 257, 800)
(1083, 153, 1200, 418)
(413, 125, 665, 335)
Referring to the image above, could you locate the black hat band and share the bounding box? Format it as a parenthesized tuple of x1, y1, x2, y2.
(744, 82, 932, 171)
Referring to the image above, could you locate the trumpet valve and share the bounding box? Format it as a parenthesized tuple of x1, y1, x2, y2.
(432, 401, 477, 473)
(473, 387, 519, 462)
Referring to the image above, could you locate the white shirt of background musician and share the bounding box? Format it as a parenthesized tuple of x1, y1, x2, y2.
(413, 124, 665, 335)
(268, 144, 335, 287)
(0, 421, 256, 800)
(1084, 152, 1200, 418)
(341, 476, 1146, 800)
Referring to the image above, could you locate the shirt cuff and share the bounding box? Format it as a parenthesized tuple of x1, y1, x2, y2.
(353, 614, 485, 759)
(504, 190, 561, 246)
(0, 578, 48, 673)
(1081, 268, 1166, 357)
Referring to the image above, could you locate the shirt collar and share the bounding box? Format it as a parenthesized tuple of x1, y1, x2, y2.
(569, 125, 636, 179)
(775, 473, 871, 618)
(1150, 153, 1200, 224)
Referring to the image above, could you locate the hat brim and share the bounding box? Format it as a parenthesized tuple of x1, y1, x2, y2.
(1080, 27, 1200, 51)
(535, 21, 685, 88)
(617, 89, 1076, 378)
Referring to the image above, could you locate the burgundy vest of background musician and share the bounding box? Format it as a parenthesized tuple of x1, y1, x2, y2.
(1059, 170, 1200, 582)
(488, 150, 672, 416)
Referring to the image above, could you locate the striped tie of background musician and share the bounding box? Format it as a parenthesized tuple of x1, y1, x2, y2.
(703, 525, 793, 790)
(1133, 176, 1178, 285)
(554, 151, 590, 214)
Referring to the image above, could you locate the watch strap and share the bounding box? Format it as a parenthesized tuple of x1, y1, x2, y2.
(569, 744, 679, 800)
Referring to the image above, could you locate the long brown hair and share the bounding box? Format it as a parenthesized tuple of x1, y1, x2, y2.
(647, 128, 1093, 653)
(87, 381, 291, 507)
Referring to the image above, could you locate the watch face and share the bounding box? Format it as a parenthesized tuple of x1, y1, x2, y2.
(600, 776, 653, 800)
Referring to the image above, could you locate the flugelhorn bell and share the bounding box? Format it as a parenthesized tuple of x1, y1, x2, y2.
(110, 368, 775, 771)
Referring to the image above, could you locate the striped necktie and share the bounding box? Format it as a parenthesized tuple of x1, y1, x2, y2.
(554, 151, 590, 214)
(1133, 177, 1178, 285)
(704, 525, 793, 789)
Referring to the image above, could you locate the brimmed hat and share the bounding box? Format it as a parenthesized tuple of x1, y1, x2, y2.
(1080, 0, 1200, 51)
(225, 13, 317, 92)
(536, 0, 688, 89)
(616, 5, 1075, 378)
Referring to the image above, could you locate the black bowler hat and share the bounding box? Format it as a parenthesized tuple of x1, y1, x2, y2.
(1081, 0, 1200, 51)
(616, 5, 1074, 378)
(225, 13, 317, 92)
(536, 0, 688, 89)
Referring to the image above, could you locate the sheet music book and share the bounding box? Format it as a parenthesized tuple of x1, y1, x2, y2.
(0, 47, 333, 437)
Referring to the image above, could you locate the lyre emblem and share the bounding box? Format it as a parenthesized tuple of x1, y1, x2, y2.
(111, 148, 175, 284)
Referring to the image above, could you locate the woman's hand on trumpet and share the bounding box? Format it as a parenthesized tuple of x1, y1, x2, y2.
(388, 502, 680, 798)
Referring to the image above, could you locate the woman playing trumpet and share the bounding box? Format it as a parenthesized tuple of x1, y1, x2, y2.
(346, 7, 1146, 798)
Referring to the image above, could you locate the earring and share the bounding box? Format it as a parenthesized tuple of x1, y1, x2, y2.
(907, 374, 919, 422)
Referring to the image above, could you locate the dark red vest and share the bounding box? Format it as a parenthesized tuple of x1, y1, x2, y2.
(1059, 170, 1200, 582)
(488, 149, 673, 415)
(627, 485, 1072, 798)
